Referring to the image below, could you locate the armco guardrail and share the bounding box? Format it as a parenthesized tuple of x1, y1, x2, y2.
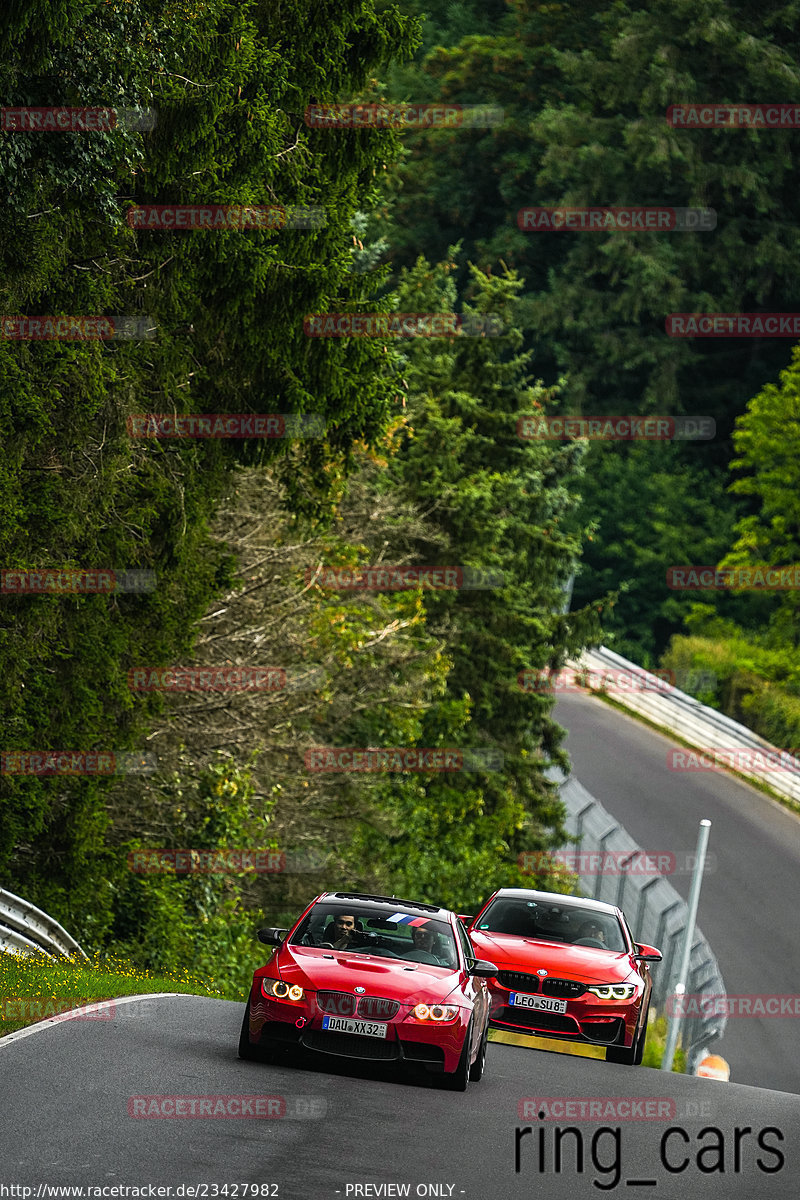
(0, 887, 87, 960)
(568, 646, 800, 806)
(549, 768, 727, 1071)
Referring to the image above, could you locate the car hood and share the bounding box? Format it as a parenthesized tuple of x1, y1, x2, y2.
(267, 944, 461, 1003)
(468, 930, 637, 984)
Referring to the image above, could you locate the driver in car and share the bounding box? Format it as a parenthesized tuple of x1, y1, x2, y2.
(576, 920, 606, 945)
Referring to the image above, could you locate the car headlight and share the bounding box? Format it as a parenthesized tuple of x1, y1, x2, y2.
(410, 1003, 460, 1023)
(261, 977, 304, 1002)
(587, 984, 639, 1000)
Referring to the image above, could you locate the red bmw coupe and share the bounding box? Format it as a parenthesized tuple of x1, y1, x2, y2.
(239, 891, 498, 1090)
(465, 888, 662, 1065)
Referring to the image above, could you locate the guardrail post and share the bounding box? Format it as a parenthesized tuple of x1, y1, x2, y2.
(573, 802, 594, 848)
(615, 851, 637, 911)
(662, 820, 712, 1072)
(634, 876, 661, 938)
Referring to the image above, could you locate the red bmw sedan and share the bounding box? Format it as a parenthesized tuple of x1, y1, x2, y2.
(239, 891, 498, 1090)
(465, 888, 662, 1065)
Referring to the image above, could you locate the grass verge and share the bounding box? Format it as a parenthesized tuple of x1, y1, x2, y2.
(641, 1011, 687, 1071)
(0, 949, 227, 1036)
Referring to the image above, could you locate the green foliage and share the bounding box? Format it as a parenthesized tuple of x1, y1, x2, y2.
(571, 442, 746, 662)
(367, 251, 604, 906)
(661, 345, 800, 747)
(0, 0, 419, 938)
(108, 758, 270, 987)
(371, 0, 800, 662)
(640, 1011, 687, 1073)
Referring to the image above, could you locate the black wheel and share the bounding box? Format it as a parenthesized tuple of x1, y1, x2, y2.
(634, 999, 650, 1065)
(607, 1003, 648, 1066)
(238, 1000, 260, 1060)
(441, 1018, 473, 1091)
(606, 1040, 636, 1065)
(469, 1020, 489, 1082)
(238, 998, 275, 1063)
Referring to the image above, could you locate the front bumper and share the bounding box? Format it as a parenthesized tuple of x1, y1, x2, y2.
(247, 984, 468, 1072)
(488, 986, 639, 1048)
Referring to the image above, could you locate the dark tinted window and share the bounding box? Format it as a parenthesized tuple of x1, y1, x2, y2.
(474, 898, 626, 952)
(289, 900, 458, 966)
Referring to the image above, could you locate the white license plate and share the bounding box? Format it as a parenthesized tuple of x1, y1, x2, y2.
(509, 992, 568, 1014)
(321, 1016, 388, 1037)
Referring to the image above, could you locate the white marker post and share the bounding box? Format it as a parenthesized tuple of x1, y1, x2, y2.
(661, 819, 712, 1072)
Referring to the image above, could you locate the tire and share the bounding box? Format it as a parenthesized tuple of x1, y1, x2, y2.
(441, 1018, 473, 1091)
(606, 1040, 636, 1066)
(607, 1003, 648, 1067)
(469, 1020, 489, 1082)
(634, 999, 650, 1066)
(238, 998, 274, 1062)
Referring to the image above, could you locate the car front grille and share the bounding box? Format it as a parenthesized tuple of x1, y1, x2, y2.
(316, 992, 400, 1019)
(301, 1029, 398, 1060)
(541, 978, 586, 998)
(496, 971, 541, 993)
(316, 991, 358, 1016)
(357, 996, 400, 1020)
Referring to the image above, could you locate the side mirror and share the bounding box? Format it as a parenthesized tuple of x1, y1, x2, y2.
(458, 914, 474, 926)
(633, 942, 662, 962)
(468, 958, 498, 978)
(258, 927, 288, 945)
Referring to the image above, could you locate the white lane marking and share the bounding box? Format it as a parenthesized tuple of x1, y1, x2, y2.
(0, 992, 200, 1048)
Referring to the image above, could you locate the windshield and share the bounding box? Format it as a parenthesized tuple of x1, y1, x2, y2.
(289, 901, 459, 967)
(475, 898, 627, 953)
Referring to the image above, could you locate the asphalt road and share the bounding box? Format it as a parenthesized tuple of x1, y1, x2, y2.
(2, 995, 800, 1199)
(554, 690, 800, 1095)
